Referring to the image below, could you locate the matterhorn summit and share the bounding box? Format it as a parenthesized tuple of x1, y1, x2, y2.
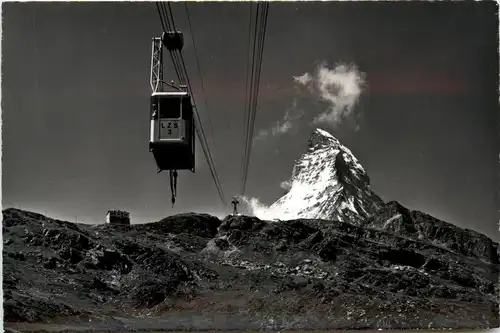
(266, 128, 385, 223)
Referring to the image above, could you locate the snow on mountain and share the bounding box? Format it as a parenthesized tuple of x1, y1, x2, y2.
(259, 128, 385, 223)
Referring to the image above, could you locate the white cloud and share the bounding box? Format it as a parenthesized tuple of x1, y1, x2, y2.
(293, 72, 313, 86)
(295, 61, 366, 129)
(272, 118, 293, 136)
(238, 180, 292, 220)
(256, 128, 270, 140)
(254, 99, 302, 142)
(240, 196, 282, 221)
(280, 180, 292, 191)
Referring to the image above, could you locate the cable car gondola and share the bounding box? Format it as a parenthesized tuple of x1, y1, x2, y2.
(149, 90, 195, 206)
(149, 91, 195, 172)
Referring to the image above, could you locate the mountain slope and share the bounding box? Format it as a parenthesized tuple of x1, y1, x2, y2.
(3, 208, 498, 331)
(362, 201, 499, 265)
(267, 128, 385, 222)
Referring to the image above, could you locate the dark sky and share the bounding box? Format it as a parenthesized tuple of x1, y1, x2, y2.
(3, 2, 499, 241)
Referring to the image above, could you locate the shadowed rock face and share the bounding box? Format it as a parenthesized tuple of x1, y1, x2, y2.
(3, 207, 499, 330)
(363, 201, 499, 265)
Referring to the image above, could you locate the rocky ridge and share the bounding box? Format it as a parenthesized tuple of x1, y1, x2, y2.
(3, 207, 499, 331)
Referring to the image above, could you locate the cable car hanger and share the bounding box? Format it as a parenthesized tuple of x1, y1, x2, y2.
(149, 30, 195, 207)
(153, 2, 229, 210)
(160, 80, 184, 91)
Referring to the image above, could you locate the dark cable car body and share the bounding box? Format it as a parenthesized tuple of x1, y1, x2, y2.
(149, 91, 195, 173)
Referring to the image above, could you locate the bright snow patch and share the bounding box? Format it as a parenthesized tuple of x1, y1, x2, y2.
(315, 128, 335, 139)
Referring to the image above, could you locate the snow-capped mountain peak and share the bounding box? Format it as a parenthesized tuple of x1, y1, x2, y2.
(267, 128, 384, 223)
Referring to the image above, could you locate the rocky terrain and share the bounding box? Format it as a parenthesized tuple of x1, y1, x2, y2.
(3, 207, 499, 331)
(3, 128, 499, 332)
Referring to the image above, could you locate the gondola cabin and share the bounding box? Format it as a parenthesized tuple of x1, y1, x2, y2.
(149, 91, 195, 172)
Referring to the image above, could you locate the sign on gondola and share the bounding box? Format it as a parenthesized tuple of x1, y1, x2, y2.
(160, 120, 183, 140)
